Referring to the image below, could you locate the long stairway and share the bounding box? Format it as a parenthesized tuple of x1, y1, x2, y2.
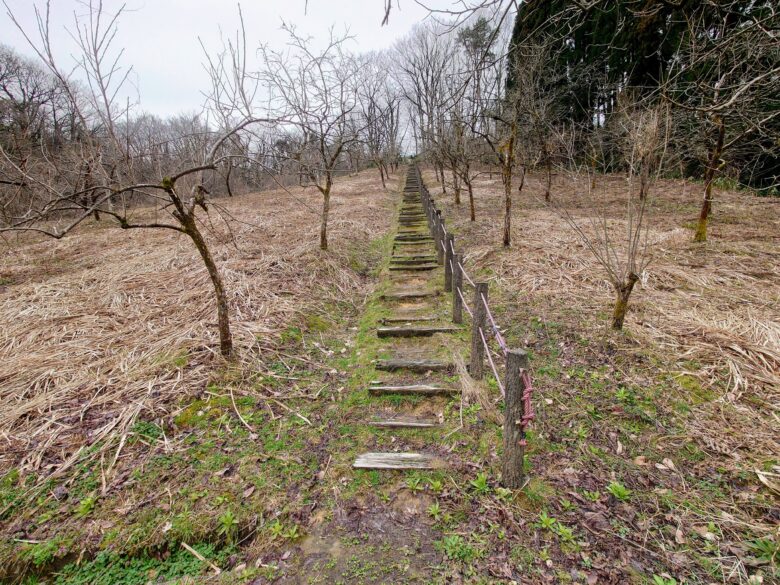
(353, 168, 461, 470)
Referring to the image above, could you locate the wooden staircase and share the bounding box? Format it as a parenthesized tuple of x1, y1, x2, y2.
(353, 168, 461, 471)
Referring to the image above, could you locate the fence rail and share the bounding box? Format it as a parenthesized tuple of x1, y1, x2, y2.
(414, 166, 534, 488)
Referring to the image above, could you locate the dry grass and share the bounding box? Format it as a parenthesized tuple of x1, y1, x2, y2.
(0, 169, 394, 495)
(422, 167, 780, 579)
(424, 168, 780, 460)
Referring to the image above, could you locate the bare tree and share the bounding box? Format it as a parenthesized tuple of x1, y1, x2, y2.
(552, 100, 669, 330)
(356, 52, 401, 188)
(664, 1, 780, 242)
(260, 25, 362, 250)
(1, 1, 277, 357)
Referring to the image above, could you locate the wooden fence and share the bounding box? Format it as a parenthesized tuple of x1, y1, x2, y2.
(415, 166, 535, 488)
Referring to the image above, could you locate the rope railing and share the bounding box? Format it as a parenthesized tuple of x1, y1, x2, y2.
(413, 165, 534, 488)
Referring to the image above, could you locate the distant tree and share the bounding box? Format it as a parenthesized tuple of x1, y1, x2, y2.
(259, 26, 362, 250)
(664, 0, 780, 241)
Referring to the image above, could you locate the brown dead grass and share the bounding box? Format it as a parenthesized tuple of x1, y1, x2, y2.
(0, 169, 395, 493)
(424, 168, 780, 463)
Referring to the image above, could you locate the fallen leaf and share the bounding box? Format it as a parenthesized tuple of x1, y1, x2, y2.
(633, 456, 648, 466)
(243, 485, 255, 498)
(675, 527, 686, 544)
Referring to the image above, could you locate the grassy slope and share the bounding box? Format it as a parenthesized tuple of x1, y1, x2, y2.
(1, 167, 778, 584)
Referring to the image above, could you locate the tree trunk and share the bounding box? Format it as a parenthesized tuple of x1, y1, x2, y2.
(438, 163, 447, 194)
(378, 163, 386, 188)
(225, 164, 234, 197)
(184, 220, 233, 357)
(612, 273, 639, 331)
(467, 176, 475, 222)
(502, 159, 513, 247)
(451, 167, 461, 205)
(694, 116, 725, 243)
(320, 186, 330, 251)
(544, 154, 552, 202)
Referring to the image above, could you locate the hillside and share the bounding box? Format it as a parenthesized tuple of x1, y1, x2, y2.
(1, 168, 777, 583)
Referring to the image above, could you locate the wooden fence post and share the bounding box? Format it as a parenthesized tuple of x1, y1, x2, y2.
(470, 282, 488, 379)
(502, 349, 529, 488)
(444, 234, 454, 291)
(452, 253, 463, 324)
(436, 212, 444, 265)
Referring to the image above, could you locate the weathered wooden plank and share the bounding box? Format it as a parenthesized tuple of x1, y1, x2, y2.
(380, 290, 436, 300)
(389, 264, 438, 271)
(353, 452, 445, 470)
(369, 384, 455, 396)
(381, 315, 437, 323)
(369, 419, 439, 428)
(377, 326, 459, 338)
(375, 359, 452, 372)
(390, 258, 437, 266)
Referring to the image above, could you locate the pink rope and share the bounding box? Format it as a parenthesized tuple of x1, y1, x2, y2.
(481, 292, 508, 355)
(479, 327, 505, 396)
(457, 286, 473, 317)
(459, 263, 475, 287)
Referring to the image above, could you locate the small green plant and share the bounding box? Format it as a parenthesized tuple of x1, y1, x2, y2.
(470, 472, 490, 495)
(436, 535, 477, 562)
(582, 490, 601, 503)
(76, 495, 96, 518)
(21, 538, 61, 567)
(607, 481, 632, 502)
(536, 510, 557, 531)
(554, 523, 575, 543)
(217, 509, 239, 544)
(427, 502, 442, 521)
(269, 519, 285, 539)
(283, 524, 300, 540)
(429, 479, 444, 493)
(495, 487, 513, 501)
(560, 498, 575, 512)
(652, 576, 677, 585)
(747, 536, 778, 564)
(406, 476, 423, 492)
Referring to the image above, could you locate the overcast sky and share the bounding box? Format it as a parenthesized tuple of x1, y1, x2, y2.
(1, 0, 452, 117)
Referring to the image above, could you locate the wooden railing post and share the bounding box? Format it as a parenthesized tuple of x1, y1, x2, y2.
(436, 211, 444, 265)
(502, 349, 529, 488)
(470, 282, 488, 379)
(444, 234, 454, 292)
(452, 253, 463, 324)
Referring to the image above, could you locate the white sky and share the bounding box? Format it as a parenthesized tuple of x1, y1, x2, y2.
(1, 0, 453, 117)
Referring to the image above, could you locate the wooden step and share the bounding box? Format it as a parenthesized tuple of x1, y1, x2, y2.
(369, 384, 455, 396)
(375, 359, 451, 372)
(369, 418, 439, 429)
(394, 237, 433, 244)
(390, 258, 437, 265)
(381, 315, 437, 324)
(381, 290, 436, 300)
(389, 264, 438, 271)
(353, 452, 445, 470)
(377, 326, 459, 338)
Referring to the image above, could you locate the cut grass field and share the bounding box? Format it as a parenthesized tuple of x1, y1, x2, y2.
(0, 166, 777, 584)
